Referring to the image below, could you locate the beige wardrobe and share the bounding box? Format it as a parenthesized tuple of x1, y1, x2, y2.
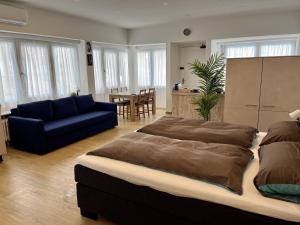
(224, 56, 300, 131)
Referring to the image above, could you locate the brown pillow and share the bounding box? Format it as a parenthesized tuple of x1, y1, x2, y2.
(254, 142, 300, 203)
(260, 121, 300, 146)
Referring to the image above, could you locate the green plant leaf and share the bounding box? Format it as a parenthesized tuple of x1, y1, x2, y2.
(190, 53, 225, 120)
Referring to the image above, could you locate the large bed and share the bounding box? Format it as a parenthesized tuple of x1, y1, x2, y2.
(75, 131, 300, 225)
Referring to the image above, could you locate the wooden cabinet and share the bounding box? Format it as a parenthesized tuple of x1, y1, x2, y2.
(172, 92, 224, 121)
(224, 56, 299, 131)
(224, 58, 262, 128)
(225, 58, 262, 108)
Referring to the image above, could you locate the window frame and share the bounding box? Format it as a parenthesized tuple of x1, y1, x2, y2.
(93, 44, 129, 94)
(212, 34, 300, 58)
(0, 36, 81, 106)
(136, 46, 166, 88)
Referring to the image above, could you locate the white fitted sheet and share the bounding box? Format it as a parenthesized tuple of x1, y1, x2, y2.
(76, 132, 300, 222)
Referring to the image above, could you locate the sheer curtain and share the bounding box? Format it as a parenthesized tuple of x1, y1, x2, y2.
(137, 51, 151, 88)
(260, 43, 295, 57)
(93, 48, 105, 94)
(0, 39, 22, 110)
(104, 50, 118, 89)
(225, 45, 256, 58)
(153, 49, 166, 87)
(119, 51, 129, 88)
(20, 41, 52, 100)
(52, 44, 80, 97)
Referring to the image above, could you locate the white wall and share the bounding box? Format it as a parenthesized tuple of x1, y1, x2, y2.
(0, 6, 127, 43)
(0, 6, 128, 96)
(129, 10, 300, 111)
(129, 10, 300, 45)
(179, 46, 206, 89)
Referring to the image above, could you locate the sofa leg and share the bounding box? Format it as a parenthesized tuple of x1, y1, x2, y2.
(80, 208, 98, 220)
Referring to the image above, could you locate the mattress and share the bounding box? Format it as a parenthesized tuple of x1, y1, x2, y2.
(76, 132, 300, 223)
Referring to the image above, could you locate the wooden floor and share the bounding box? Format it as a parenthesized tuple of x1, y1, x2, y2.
(0, 110, 165, 225)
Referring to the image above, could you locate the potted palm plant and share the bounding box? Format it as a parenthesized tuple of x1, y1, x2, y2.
(190, 53, 225, 121)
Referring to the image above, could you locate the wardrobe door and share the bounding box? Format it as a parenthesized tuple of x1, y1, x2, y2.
(260, 56, 300, 112)
(258, 111, 292, 131)
(258, 56, 300, 130)
(224, 58, 263, 128)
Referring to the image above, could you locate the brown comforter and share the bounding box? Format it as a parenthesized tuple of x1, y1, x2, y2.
(88, 132, 253, 194)
(137, 116, 258, 148)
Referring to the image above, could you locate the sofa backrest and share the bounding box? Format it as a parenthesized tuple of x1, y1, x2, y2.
(13, 95, 96, 121)
(74, 94, 96, 114)
(17, 100, 54, 121)
(52, 97, 79, 120)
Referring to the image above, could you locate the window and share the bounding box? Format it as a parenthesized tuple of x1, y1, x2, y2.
(0, 39, 20, 108)
(0, 35, 80, 109)
(93, 48, 105, 94)
(52, 44, 80, 97)
(153, 49, 166, 87)
(136, 47, 166, 88)
(224, 45, 256, 58)
(93, 45, 129, 94)
(119, 51, 129, 88)
(104, 50, 118, 89)
(214, 35, 298, 59)
(20, 41, 52, 100)
(137, 51, 151, 87)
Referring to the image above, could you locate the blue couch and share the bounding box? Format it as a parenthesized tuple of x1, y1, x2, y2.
(8, 94, 118, 154)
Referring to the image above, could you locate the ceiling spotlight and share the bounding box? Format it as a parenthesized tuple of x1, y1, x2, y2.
(163, 2, 169, 6)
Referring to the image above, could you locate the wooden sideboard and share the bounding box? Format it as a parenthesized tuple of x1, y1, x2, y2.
(172, 91, 224, 121)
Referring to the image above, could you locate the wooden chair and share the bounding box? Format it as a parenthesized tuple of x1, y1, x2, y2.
(145, 88, 155, 116)
(110, 88, 130, 118)
(135, 89, 147, 119)
(120, 87, 128, 92)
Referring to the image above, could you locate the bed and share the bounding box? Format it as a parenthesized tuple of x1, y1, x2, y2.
(75, 131, 300, 225)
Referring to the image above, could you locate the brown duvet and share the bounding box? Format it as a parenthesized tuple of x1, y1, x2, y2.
(88, 132, 253, 194)
(137, 116, 258, 148)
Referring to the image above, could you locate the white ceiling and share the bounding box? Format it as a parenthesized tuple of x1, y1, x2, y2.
(8, 0, 300, 28)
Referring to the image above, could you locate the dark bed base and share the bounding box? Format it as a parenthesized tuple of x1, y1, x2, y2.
(75, 165, 299, 225)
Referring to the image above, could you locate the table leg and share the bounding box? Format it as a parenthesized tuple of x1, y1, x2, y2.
(130, 96, 136, 121)
(109, 95, 113, 103)
(152, 94, 156, 115)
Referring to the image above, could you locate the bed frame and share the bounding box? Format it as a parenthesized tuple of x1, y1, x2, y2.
(75, 165, 299, 225)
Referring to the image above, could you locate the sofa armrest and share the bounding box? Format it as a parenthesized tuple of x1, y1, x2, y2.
(8, 116, 47, 154)
(94, 102, 117, 113)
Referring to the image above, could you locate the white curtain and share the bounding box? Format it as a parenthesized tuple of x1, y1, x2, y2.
(260, 43, 295, 57)
(225, 45, 256, 58)
(137, 51, 151, 88)
(20, 41, 52, 100)
(93, 48, 105, 94)
(52, 44, 80, 97)
(153, 49, 166, 87)
(104, 50, 118, 89)
(0, 39, 22, 110)
(119, 51, 129, 88)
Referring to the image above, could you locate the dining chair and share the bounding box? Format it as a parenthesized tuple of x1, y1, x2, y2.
(136, 89, 147, 119)
(145, 88, 155, 116)
(120, 87, 128, 92)
(110, 88, 130, 118)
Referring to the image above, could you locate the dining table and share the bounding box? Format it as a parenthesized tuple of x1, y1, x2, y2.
(109, 92, 156, 121)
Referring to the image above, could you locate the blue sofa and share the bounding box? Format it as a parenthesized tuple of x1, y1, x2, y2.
(8, 94, 118, 154)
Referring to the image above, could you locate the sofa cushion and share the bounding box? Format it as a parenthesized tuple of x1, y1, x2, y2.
(44, 111, 114, 137)
(74, 94, 96, 114)
(17, 100, 53, 121)
(52, 97, 79, 120)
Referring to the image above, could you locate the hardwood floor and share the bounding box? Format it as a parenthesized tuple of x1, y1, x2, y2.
(0, 110, 165, 225)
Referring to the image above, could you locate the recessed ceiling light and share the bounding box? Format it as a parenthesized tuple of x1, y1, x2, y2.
(163, 2, 169, 6)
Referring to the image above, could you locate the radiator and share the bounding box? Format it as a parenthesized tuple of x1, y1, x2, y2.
(2, 119, 9, 142)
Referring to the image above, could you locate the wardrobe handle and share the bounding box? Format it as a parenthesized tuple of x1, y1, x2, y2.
(245, 104, 258, 107)
(262, 105, 275, 108)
